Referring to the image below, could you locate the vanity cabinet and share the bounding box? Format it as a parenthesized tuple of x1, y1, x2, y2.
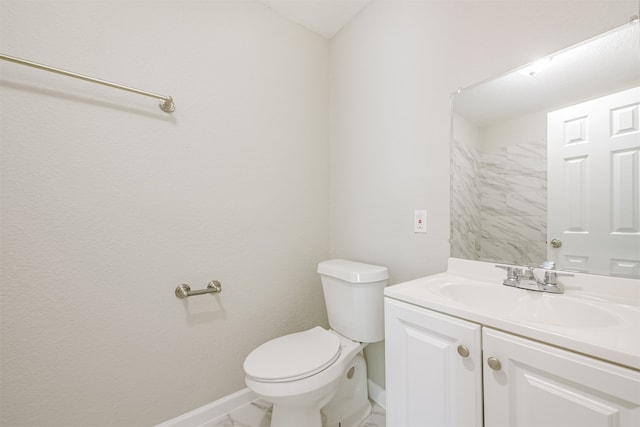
(385, 298, 640, 427)
(384, 298, 483, 427)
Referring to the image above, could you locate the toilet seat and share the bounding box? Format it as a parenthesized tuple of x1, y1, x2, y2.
(244, 327, 341, 382)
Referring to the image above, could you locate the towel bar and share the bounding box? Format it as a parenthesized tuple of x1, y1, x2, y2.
(0, 52, 175, 113)
(175, 280, 222, 298)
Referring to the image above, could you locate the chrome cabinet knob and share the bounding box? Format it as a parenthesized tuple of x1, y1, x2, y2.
(487, 357, 502, 371)
(550, 239, 562, 248)
(457, 345, 470, 358)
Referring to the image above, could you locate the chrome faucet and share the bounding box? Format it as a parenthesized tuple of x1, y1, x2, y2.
(495, 262, 574, 294)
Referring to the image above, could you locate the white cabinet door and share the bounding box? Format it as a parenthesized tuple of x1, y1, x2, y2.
(483, 327, 640, 427)
(384, 298, 483, 427)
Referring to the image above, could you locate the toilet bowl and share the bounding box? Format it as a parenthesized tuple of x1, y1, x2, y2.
(245, 328, 366, 427)
(243, 259, 389, 427)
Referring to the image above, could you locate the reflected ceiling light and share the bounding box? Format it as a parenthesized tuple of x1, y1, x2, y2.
(518, 57, 553, 77)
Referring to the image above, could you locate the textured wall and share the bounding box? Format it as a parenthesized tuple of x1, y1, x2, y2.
(0, 1, 329, 425)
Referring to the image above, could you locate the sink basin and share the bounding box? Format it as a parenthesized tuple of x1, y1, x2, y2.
(438, 283, 620, 328)
(439, 282, 517, 313)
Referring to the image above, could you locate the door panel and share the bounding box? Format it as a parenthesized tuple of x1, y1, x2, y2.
(547, 86, 640, 275)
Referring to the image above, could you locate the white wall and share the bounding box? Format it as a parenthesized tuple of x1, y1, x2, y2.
(0, 1, 329, 425)
(329, 0, 637, 387)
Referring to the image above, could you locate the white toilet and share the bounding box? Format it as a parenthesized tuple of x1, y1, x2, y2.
(243, 259, 389, 427)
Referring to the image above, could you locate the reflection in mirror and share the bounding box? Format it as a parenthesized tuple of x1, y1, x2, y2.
(450, 20, 640, 278)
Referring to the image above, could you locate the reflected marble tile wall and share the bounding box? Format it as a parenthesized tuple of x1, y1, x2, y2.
(478, 140, 546, 265)
(451, 130, 547, 265)
(451, 135, 482, 260)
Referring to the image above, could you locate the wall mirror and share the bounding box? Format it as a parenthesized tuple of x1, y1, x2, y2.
(450, 20, 640, 278)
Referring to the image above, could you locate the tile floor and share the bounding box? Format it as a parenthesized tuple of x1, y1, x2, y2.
(209, 399, 386, 427)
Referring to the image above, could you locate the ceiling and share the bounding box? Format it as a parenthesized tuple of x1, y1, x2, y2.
(454, 21, 640, 126)
(261, 0, 370, 39)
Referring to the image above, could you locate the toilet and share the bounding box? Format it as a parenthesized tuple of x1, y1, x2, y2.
(243, 259, 389, 427)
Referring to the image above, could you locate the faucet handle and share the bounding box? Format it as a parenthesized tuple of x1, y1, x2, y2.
(495, 264, 517, 277)
(542, 270, 574, 286)
(495, 264, 519, 287)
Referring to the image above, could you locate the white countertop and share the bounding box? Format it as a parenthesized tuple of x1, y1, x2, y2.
(384, 258, 640, 370)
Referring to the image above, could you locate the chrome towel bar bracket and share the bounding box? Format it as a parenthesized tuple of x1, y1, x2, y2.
(175, 280, 222, 299)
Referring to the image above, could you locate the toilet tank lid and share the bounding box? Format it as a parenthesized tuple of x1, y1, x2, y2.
(317, 259, 388, 283)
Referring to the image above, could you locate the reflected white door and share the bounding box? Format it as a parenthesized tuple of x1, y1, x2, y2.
(547, 86, 640, 276)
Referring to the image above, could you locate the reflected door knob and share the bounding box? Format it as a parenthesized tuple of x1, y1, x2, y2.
(487, 357, 502, 371)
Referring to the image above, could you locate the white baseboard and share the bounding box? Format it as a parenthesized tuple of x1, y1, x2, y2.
(367, 379, 386, 409)
(155, 388, 257, 427)
(156, 380, 386, 426)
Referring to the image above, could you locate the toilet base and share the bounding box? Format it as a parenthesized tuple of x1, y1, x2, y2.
(267, 353, 371, 427)
(271, 404, 323, 427)
(321, 353, 371, 427)
(322, 399, 371, 427)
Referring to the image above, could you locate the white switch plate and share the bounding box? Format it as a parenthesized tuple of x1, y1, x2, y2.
(414, 209, 427, 233)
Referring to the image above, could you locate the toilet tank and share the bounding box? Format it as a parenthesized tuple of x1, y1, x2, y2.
(317, 259, 389, 343)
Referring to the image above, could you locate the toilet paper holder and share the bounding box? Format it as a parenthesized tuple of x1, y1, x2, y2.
(175, 280, 222, 298)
